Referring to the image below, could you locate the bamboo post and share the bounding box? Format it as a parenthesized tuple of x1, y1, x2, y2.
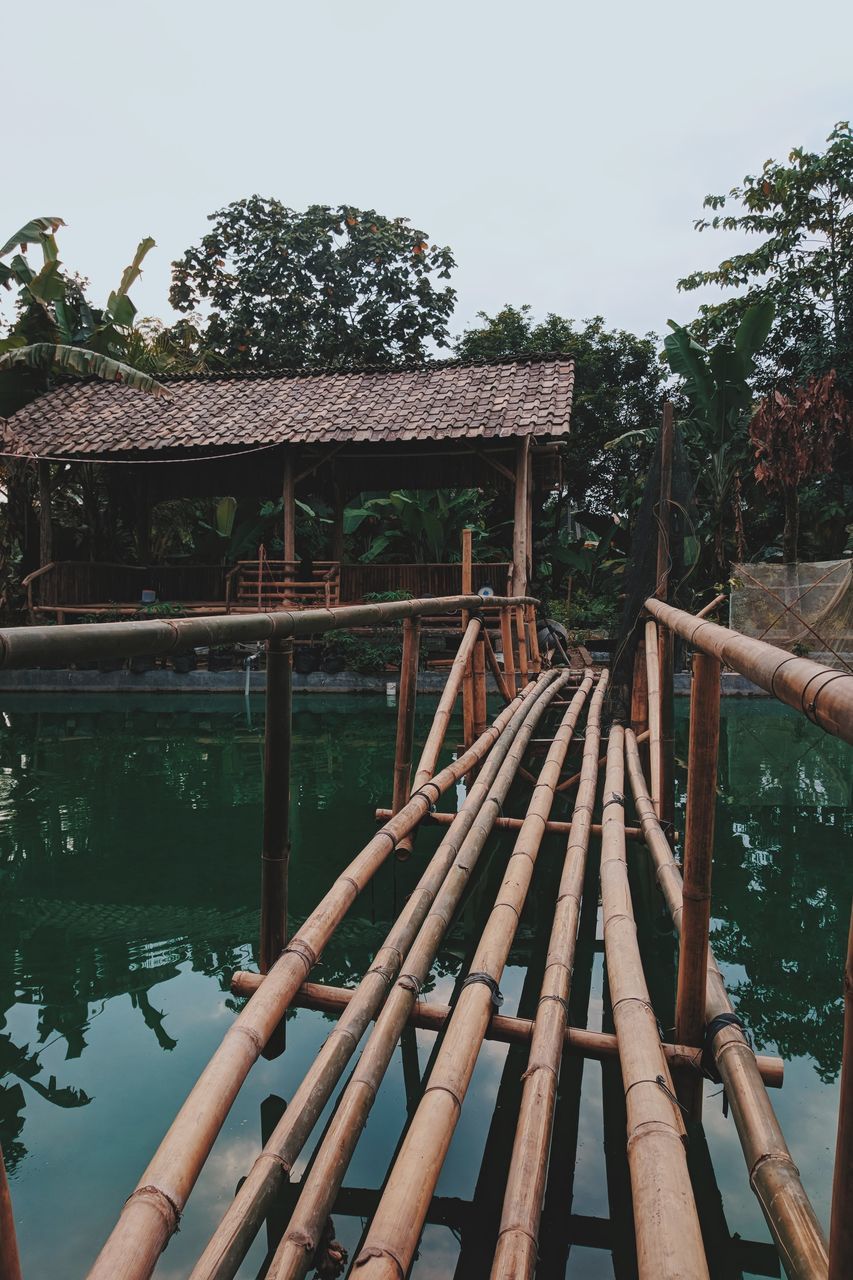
(512, 437, 531, 597)
(37, 457, 53, 568)
(462, 529, 476, 753)
(499, 605, 517, 698)
(260, 637, 293, 975)
(481, 626, 513, 704)
(644, 618, 662, 816)
(656, 403, 675, 838)
(330, 481, 344, 563)
(472, 635, 488, 740)
(190, 676, 559, 1280)
(87, 656, 538, 1280)
(491, 670, 608, 1279)
(230, 975, 784, 1087)
(555, 727, 650, 794)
(600, 726, 709, 1279)
(630, 634, 648, 736)
(0, 1142, 22, 1280)
(282, 448, 296, 563)
(525, 603, 541, 675)
(260, 674, 574, 1280)
(674, 652, 721, 1118)
(391, 618, 421, 820)
(625, 729, 830, 1279)
(830, 902, 853, 1280)
(515, 604, 529, 684)
(349, 676, 595, 1280)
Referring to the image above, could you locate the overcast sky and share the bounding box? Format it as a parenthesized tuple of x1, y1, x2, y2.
(4, 0, 852, 346)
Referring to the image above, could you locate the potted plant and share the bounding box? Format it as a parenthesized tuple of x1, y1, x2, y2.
(208, 643, 236, 672)
(293, 644, 320, 675)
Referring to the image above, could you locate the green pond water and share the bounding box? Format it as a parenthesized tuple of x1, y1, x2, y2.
(0, 693, 850, 1279)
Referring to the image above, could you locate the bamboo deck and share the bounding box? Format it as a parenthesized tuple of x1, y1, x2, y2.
(0, 577, 851, 1279)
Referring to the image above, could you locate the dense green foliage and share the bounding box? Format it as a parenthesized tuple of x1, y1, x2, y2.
(169, 198, 456, 369)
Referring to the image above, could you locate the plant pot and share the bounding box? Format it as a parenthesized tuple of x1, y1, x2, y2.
(321, 653, 345, 674)
(171, 653, 197, 674)
(294, 650, 319, 675)
(208, 651, 236, 672)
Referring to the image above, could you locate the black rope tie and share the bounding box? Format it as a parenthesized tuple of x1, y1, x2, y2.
(602, 792, 625, 812)
(538, 993, 571, 1016)
(461, 971, 504, 1009)
(702, 1011, 749, 1084)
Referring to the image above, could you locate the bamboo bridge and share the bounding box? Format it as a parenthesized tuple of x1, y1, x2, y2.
(1, 541, 853, 1278)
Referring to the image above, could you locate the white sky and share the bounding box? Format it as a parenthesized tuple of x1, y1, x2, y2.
(4, 0, 852, 344)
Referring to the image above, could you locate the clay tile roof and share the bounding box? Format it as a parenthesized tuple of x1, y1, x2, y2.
(2, 354, 574, 458)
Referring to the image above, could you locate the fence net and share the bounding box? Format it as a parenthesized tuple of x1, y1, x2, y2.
(730, 559, 853, 671)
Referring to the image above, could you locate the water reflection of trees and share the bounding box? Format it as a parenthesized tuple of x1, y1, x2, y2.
(0, 698, 409, 1171)
(676, 702, 853, 1082)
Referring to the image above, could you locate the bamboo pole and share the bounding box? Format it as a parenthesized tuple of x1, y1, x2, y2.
(655, 402, 673, 602)
(555, 727, 651, 794)
(696, 591, 727, 620)
(481, 626, 513, 704)
(674, 651, 721, 1118)
(600, 725, 709, 1279)
(349, 675, 595, 1280)
(262, 673, 576, 1280)
(0, 1142, 22, 1280)
(500, 605, 517, 698)
(526, 603, 541, 675)
(374, 807, 645, 842)
(625, 729, 830, 1280)
(631, 634, 649, 735)
(644, 618, 662, 816)
(659, 623, 676, 838)
(391, 618, 421, 820)
(516, 604, 530, 684)
(473, 636, 488, 740)
(282, 448, 296, 564)
(260, 637, 293, 975)
(87, 674, 545, 1280)
(512, 437, 531, 596)
(830, 902, 853, 1280)
(229, 975, 784, 1087)
(191, 674, 562, 1280)
(645, 597, 853, 748)
(491, 670, 609, 1279)
(0, 593, 535, 670)
(462, 530, 476, 754)
(396, 617, 482, 858)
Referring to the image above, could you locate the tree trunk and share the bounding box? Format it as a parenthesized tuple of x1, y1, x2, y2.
(783, 483, 799, 563)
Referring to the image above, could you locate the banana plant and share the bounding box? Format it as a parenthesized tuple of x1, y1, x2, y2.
(0, 217, 166, 402)
(664, 299, 774, 574)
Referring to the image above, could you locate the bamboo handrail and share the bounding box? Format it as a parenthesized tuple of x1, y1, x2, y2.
(191, 672, 563, 1280)
(601, 726, 709, 1278)
(263, 672, 576, 1280)
(645, 596, 853, 747)
(625, 728, 830, 1279)
(85, 670, 548, 1280)
(491, 669, 608, 1278)
(229, 975, 784, 1087)
(0, 593, 536, 670)
(349, 674, 595, 1280)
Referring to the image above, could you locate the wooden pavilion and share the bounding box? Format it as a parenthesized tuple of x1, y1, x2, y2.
(1, 354, 574, 620)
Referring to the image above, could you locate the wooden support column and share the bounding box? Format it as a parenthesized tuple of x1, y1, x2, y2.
(656, 403, 676, 839)
(282, 448, 296, 564)
(500, 605, 517, 698)
(515, 605, 529, 685)
(630, 634, 648, 736)
(512, 437, 531, 596)
(37, 458, 53, 568)
(392, 618, 421, 821)
(472, 635, 488, 740)
(830, 902, 853, 1280)
(0, 1142, 22, 1280)
(525, 603, 541, 674)
(674, 652, 721, 1119)
(260, 637, 293, 975)
(331, 481, 344, 564)
(644, 619, 662, 817)
(461, 528, 476, 752)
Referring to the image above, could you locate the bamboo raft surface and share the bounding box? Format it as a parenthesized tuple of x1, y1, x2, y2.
(1, 572, 852, 1280)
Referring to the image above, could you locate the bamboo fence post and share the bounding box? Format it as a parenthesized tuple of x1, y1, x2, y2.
(230, 975, 784, 1087)
(830, 902, 853, 1280)
(674, 652, 721, 1118)
(481, 626, 513, 704)
(491, 670, 608, 1279)
(261, 673, 574, 1280)
(349, 676, 595, 1280)
(625, 728, 830, 1279)
(260, 637, 293, 975)
(656, 401, 673, 601)
(515, 604, 530, 684)
(0, 1142, 22, 1280)
(655, 403, 675, 837)
(462, 529, 476, 753)
(191, 675, 560, 1280)
(396, 617, 481, 858)
(391, 618, 421, 820)
(473, 635, 488, 740)
(526, 603, 541, 674)
(87, 666, 537, 1280)
(630, 633, 648, 736)
(644, 597, 853, 747)
(499, 605, 517, 698)
(600, 726, 709, 1279)
(644, 618, 662, 817)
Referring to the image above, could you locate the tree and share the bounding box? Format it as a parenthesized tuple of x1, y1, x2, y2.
(454, 305, 666, 514)
(751, 370, 851, 560)
(169, 197, 456, 370)
(677, 122, 853, 392)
